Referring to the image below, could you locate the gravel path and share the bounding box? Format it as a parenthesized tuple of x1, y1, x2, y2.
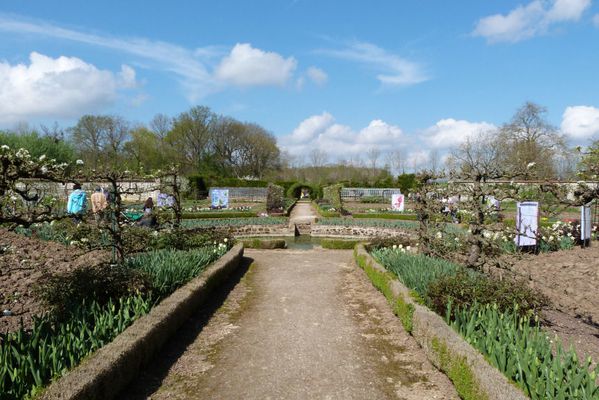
(289, 200, 318, 224)
(123, 249, 457, 399)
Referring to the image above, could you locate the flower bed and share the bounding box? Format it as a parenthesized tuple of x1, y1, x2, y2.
(369, 246, 599, 399)
(0, 243, 229, 399)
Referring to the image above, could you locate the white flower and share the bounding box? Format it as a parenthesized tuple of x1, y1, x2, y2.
(436, 231, 443, 239)
(392, 244, 397, 250)
(38, 155, 46, 162)
(10, 196, 17, 202)
(1, 144, 9, 150)
(224, 238, 228, 243)
(527, 162, 536, 169)
(40, 166, 48, 174)
(406, 246, 411, 251)
(76, 159, 84, 165)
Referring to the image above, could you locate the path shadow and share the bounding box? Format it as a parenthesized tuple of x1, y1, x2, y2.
(120, 256, 254, 399)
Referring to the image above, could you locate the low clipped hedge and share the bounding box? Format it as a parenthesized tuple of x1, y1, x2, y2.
(320, 239, 360, 249)
(352, 213, 418, 221)
(180, 211, 257, 219)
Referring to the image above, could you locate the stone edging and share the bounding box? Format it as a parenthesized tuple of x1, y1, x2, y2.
(41, 244, 245, 400)
(354, 244, 527, 400)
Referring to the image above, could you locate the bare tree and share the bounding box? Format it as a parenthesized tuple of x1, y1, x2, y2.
(366, 147, 381, 176)
(309, 148, 328, 167)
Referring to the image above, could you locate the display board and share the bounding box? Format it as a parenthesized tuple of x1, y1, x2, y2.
(581, 203, 592, 242)
(515, 201, 539, 247)
(157, 192, 174, 208)
(391, 194, 405, 211)
(210, 189, 229, 208)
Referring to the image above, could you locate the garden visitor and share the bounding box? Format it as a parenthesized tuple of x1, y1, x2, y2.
(67, 183, 87, 223)
(91, 187, 108, 221)
(143, 197, 154, 215)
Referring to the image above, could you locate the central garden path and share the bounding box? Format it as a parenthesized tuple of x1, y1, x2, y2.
(123, 249, 458, 399)
(289, 199, 318, 224)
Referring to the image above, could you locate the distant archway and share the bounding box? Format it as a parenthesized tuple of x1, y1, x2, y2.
(286, 182, 319, 200)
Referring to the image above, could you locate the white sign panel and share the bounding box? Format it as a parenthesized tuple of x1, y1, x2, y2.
(515, 201, 539, 247)
(581, 203, 592, 241)
(392, 194, 405, 212)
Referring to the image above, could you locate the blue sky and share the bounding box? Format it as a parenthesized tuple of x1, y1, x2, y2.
(0, 0, 598, 167)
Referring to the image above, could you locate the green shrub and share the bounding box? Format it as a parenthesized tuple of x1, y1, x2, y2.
(317, 217, 419, 230)
(353, 212, 418, 220)
(266, 183, 285, 212)
(322, 184, 343, 211)
(182, 217, 287, 228)
(35, 264, 150, 319)
(427, 271, 548, 319)
(286, 182, 320, 199)
(180, 211, 256, 219)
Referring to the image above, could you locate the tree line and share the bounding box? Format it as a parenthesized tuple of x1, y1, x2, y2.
(1, 106, 281, 179)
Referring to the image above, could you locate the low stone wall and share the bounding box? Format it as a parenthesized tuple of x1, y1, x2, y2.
(312, 225, 414, 239)
(41, 244, 244, 400)
(229, 225, 294, 237)
(354, 245, 527, 400)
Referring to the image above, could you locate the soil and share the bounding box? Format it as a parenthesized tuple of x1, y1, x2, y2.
(123, 249, 458, 399)
(497, 245, 599, 365)
(0, 229, 109, 333)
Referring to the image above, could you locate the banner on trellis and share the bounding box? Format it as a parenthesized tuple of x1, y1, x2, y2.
(581, 203, 592, 242)
(515, 201, 539, 247)
(210, 189, 229, 208)
(157, 192, 174, 208)
(391, 194, 405, 212)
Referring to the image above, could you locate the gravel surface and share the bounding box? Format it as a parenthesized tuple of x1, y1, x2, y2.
(123, 248, 457, 399)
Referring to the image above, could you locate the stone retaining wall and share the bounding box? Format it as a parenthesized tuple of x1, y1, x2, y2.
(312, 225, 414, 239)
(41, 244, 244, 400)
(354, 245, 527, 400)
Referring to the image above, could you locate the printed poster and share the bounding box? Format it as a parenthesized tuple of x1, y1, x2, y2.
(515, 201, 539, 247)
(210, 189, 229, 208)
(392, 194, 405, 212)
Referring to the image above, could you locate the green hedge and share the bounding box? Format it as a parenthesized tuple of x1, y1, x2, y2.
(180, 211, 257, 219)
(320, 239, 360, 249)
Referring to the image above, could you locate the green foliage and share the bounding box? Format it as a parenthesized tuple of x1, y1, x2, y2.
(124, 246, 227, 297)
(179, 211, 257, 219)
(182, 217, 287, 228)
(322, 184, 343, 211)
(431, 338, 488, 400)
(392, 294, 415, 333)
(319, 239, 360, 249)
(365, 236, 414, 252)
(0, 295, 152, 400)
(0, 131, 76, 164)
(266, 183, 285, 212)
(313, 200, 341, 217)
(371, 248, 462, 298)
(427, 271, 548, 319)
(358, 196, 387, 203)
(352, 213, 418, 220)
(186, 174, 208, 198)
(286, 182, 320, 199)
(447, 303, 599, 400)
(396, 173, 419, 194)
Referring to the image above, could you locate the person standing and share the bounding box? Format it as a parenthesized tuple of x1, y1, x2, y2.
(67, 183, 87, 223)
(143, 197, 154, 215)
(91, 187, 108, 221)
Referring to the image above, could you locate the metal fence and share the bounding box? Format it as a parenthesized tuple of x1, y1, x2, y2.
(209, 187, 267, 202)
(341, 188, 402, 201)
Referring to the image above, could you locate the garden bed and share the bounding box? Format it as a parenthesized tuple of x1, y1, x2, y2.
(494, 246, 599, 365)
(0, 229, 109, 333)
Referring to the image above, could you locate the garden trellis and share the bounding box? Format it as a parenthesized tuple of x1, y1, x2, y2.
(341, 188, 402, 201)
(209, 187, 267, 202)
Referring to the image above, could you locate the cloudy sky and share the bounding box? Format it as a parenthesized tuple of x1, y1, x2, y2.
(0, 0, 598, 167)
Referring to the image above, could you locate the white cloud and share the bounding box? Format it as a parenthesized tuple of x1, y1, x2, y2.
(423, 118, 497, 149)
(0, 15, 299, 100)
(280, 112, 404, 159)
(288, 112, 335, 143)
(319, 41, 429, 87)
(593, 13, 599, 27)
(561, 105, 599, 139)
(306, 66, 328, 85)
(215, 43, 296, 87)
(0, 52, 135, 123)
(473, 0, 591, 43)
